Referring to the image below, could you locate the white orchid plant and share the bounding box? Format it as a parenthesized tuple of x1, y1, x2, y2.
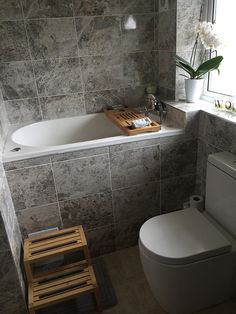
(175, 14, 223, 79)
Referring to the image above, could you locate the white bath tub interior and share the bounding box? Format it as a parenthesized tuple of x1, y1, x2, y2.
(4, 112, 184, 162)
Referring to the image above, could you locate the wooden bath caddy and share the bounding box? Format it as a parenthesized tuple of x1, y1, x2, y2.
(104, 107, 161, 135)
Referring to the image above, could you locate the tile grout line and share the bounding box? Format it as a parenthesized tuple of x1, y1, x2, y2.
(71, 1, 87, 112)
(0, 12, 158, 23)
(5, 152, 109, 171)
(52, 152, 109, 165)
(5, 162, 52, 172)
(49, 157, 63, 228)
(159, 143, 163, 214)
(20, 1, 44, 121)
(1, 85, 147, 104)
(107, 149, 116, 225)
(16, 201, 59, 213)
(0, 49, 164, 64)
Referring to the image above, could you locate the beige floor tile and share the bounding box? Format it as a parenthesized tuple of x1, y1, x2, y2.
(103, 246, 236, 314)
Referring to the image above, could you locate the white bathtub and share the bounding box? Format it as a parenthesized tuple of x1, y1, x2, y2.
(3, 113, 184, 162)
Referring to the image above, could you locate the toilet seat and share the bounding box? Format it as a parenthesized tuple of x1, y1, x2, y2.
(139, 208, 232, 265)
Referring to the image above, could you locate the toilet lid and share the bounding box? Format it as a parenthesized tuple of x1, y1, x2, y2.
(139, 208, 232, 265)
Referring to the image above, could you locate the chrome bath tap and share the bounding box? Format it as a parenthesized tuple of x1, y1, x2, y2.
(141, 92, 167, 124)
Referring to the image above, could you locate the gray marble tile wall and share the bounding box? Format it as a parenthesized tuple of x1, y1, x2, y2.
(0, 95, 27, 311)
(0, 0, 179, 126)
(0, 166, 27, 314)
(196, 111, 236, 196)
(175, 0, 204, 100)
(4, 133, 197, 257)
(156, 0, 177, 100)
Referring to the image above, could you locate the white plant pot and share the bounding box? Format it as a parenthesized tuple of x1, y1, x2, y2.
(185, 79, 204, 103)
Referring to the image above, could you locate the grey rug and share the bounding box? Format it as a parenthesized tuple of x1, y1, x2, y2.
(39, 257, 117, 314)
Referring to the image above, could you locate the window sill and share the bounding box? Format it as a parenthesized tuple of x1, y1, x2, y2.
(167, 98, 236, 125)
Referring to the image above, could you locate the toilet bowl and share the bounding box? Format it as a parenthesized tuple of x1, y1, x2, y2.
(139, 152, 236, 314)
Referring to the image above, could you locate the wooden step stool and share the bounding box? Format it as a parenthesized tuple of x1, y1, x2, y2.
(24, 226, 102, 314)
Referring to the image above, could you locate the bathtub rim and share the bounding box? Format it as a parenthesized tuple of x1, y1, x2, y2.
(3, 113, 184, 162)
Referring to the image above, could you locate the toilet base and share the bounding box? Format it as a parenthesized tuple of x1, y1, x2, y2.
(139, 241, 236, 314)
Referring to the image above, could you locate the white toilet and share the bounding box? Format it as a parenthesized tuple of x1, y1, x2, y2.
(139, 152, 236, 314)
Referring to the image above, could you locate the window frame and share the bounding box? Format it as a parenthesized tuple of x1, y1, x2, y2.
(201, 0, 233, 101)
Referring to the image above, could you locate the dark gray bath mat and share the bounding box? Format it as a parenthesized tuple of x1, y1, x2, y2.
(38, 257, 117, 314)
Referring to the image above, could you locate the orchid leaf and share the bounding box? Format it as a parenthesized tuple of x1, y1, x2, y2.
(175, 54, 223, 80)
(179, 74, 190, 78)
(175, 55, 192, 68)
(175, 55, 196, 78)
(195, 56, 223, 78)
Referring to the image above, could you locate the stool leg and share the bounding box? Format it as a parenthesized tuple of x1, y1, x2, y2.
(94, 287, 102, 312)
(28, 307, 36, 314)
(84, 246, 92, 265)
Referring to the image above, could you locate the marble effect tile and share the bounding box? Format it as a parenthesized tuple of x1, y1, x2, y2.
(0, 99, 9, 144)
(161, 139, 197, 179)
(110, 145, 161, 189)
(17, 203, 62, 238)
(124, 86, 146, 107)
(177, 0, 202, 52)
(86, 224, 115, 257)
(6, 164, 57, 211)
(26, 18, 77, 60)
(22, 0, 73, 18)
(76, 16, 121, 56)
(4, 98, 42, 124)
(40, 93, 85, 120)
(60, 192, 113, 230)
(184, 110, 200, 138)
(115, 219, 145, 250)
(0, 214, 10, 252)
(0, 250, 27, 313)
(73, 0, 120, 16)
(157, 9, 176, 51)
(156, 86, 175, 101)
(123, 52, 155, 87)
(120, 0, 154, 14)
(0, 0, 23, 20)
(161, 174, 196, 212)
(51, 147, 108, 162)
(113, 182, 160, 222)
(0, 173, 16, 237)
(203, 113, 236, 154)
(34, 58, 83, 96)
(81, 54, 123, 91)
(4, 156, 51, 171)
(121, 14, 154, 52)
(9, 217, 22, 266)
(0, 61, 37, 100)
(158, 0, 176, 12)
(0, 21, 30, 62)
(85, 89, 124, 113)
(109, 137, 160, 153)
(52, 154, 111, 200)
(157, 51, 175, 90)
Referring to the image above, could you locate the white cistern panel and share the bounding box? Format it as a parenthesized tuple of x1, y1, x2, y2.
(206, 152, 236, 237)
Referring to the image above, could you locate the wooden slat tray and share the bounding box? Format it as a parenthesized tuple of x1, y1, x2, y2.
(28, 262, 97, 310)
(104, 107, 161, 135)
(24, 226, 87, 264)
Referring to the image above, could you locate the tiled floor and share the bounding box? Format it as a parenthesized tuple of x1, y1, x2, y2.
(103, 246, 236, 314)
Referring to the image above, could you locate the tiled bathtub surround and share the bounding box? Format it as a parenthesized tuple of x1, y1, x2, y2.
(168, 100, 236, 199)
(0, 91, 27, 311)
(4, 134, 198, 256)
(0, 0, 178, 127)
(196, 111, 236, 196)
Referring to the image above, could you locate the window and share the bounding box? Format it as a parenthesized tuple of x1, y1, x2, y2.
(205, 0, 236, 97)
